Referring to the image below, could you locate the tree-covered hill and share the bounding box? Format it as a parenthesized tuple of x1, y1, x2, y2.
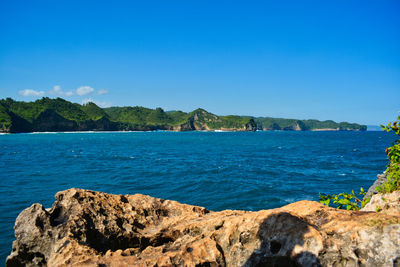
(254, 117, 367, 131)
(104, 106, 173, 128)
(80, 102, 110, 121)
(0, 97, 366, 133)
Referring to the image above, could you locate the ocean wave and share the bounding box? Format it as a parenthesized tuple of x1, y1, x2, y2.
(29, 132, 59, 134)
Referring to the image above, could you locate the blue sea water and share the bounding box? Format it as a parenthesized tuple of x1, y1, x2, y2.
(0, 131, 397, 263)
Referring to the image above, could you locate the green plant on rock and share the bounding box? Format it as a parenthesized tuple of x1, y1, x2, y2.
(377, 114, 400, 193)
(319, 188, 368, 211)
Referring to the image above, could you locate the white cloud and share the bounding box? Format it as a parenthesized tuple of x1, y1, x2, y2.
(19, 89, 45, 97)
(53, 85, 62, 93)
(97, 89, 108, 95)
(82, 98, 111, 108)
(18, 85, 105, 99)
(49, 85, 75, 96)
(76, 86, 94, 96)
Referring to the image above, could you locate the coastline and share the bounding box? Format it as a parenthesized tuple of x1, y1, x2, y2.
(0, 128, 367, 134)
(0, 97, 367, 134)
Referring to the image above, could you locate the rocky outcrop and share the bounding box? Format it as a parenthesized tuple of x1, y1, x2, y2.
(282, 121, 307, 131)
(364, 172, 388, 200)
(362, 191, 400, 215)
(174, 109, 220, 131)
(174, 111, 256, 132)
(361, 171, 400, 216)
(7, 189, 400, 267)
(263, 122, 281, 131)
(244, 119, 257, 131)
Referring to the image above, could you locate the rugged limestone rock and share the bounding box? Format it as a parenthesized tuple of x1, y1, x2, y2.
(283, 122, 303, 131)
(7, 189, 400, 267)
(174, 110, 256, 132)
(364, 172, 388, 200)
(263, 122, 281, 131)
(362, 191, 400, 215)
(244, 119, 257, 132)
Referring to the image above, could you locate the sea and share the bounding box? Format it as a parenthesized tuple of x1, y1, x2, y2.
(0, 130, 397, 263)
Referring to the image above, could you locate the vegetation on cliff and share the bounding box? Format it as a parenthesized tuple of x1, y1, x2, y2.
(80, 102, 110, 121)
(0, 97, 366, 133)
(378, 114, 400, 193)
(255, 117, 366, 131)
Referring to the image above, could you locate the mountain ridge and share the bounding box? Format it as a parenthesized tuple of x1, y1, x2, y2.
(0, 97, 367, 133)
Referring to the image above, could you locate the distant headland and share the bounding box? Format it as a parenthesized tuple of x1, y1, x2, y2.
(0, 97, 367, 133)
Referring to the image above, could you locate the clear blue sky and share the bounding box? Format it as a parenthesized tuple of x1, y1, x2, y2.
(0, 1, 399, 125)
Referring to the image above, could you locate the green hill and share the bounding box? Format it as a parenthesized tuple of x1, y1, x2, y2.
(0, 98, 118, 132)
(0, 97, 366, 133)
(254, 117, 367, 131)
(80, 102, 109, 121)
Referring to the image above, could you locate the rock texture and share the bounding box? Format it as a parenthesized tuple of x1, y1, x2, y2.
(362, 191, 400, 215)
(173, 109, 257, 132)
(7, 189, 400, 267)
(364, 172, 388, 200)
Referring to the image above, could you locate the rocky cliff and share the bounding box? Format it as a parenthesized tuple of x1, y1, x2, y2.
(6, 188, 400, 267)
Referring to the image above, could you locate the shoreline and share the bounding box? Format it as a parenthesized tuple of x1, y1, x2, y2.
(0, 129, 368, 134)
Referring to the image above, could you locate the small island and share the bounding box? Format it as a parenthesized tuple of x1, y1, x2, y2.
(0, 97, 367, 133)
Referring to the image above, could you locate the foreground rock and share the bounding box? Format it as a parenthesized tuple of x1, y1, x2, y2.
(7, 189, 400, 267)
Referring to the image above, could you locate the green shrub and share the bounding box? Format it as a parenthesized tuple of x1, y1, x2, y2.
(377, 114, 400, 193)
(318, 188, 368, 211)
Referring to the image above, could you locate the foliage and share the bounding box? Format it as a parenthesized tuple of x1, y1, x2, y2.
(318, 188, 368, 211)
(254, 117, 366, 131)
(105, 106, 151, 125)
(104, 106, 174, 127)
(0, 97, 89, 122)
(184, 109, 255, 129)
(147, 108, 172, 125)
(377, 114, 400, 193)
(167, 110, 190, 125)
(80, 102, 109, 120)
(0, 97, 46, 122)
(221, 115, 254, 129)
(254, 117, 299, 130)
